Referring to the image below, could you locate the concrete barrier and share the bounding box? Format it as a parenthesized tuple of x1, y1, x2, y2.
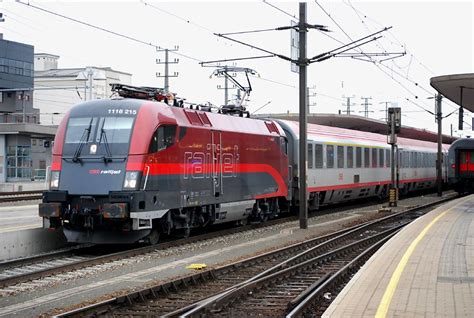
(0, 228, 67, 261)
(0, 181, 47, 192)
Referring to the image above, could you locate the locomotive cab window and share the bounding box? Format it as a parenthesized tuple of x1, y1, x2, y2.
(149, 125, 177, 153)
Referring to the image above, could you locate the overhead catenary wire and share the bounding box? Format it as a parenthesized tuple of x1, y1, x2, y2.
(140, 0, 215, 34)
(314, 1, 443, 117)
(139, 0, 343, 104)
(344, 0, 436, 76)
(262, 1, 299, 21)
(341, 0, 460, 113)
(15, 0, 203, 63)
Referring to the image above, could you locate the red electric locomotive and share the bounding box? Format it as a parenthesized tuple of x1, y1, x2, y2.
(39, 85, 290, 244)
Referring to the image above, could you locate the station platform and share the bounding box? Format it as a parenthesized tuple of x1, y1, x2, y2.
(323, 195, 474, 317)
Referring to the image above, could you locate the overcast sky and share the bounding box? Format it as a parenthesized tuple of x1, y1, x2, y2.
(1, 0, 473, 135)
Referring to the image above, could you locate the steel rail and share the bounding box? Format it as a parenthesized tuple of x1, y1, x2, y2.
(0, 210, 342, 289)
(53, 195, 456, 317)
(0, 190, 43, 202)
(180, 227, 401, 317)
(286, 235, 393, 317)
(2, 192, 407, 291)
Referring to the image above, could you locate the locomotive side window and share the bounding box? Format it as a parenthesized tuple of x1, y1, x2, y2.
(280, 137, 288, 155)
(347, 146, 354, 168)
(308, 143, 314, 169)
(315, 144, 323, 168)
(149, 125, 177, 153)
(372, 148, 378, 168)
(337, 146, 344, 168)
(364, 148, 370, 168)
(356, 147, 362, 168)
(327, 145, 334, 168)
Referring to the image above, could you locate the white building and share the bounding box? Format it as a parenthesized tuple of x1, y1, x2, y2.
(34, 53, 132, 125)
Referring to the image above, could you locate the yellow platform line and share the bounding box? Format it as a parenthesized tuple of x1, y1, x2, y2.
(375, 197, 470, 318)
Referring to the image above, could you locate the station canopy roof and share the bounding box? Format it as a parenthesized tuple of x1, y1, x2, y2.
(430, 73, 474, 112)
(256, 113, 457, 144)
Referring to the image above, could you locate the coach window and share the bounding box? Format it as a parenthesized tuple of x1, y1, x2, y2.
(364, 148, 370, 168)
(356, 147, 362, 168)
(386, 149, 391, 168)
(315, 144, 323, 168)
(379, 149, 384, 167)
(308, 143, 314, 169)
(149, 125, 177, 153)
(372, 148, 378, 168)
(327, 145, 334, 168)
(347, 146, 354, 168)
(337, 146, 344, 168)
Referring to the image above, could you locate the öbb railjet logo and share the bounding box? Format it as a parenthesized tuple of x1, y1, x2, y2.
(89, 169, 122, 175)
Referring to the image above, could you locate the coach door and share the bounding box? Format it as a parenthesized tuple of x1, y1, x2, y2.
(211, 130, 222, 197)
(459, 150, 474, 178)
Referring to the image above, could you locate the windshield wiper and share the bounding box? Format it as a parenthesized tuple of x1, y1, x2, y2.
(99, 128, 113, 163)
(72, 118, 93, 163)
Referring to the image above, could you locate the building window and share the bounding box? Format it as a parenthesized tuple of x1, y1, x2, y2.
(0, 58, 33, 77)
(7, 145, 32, 180)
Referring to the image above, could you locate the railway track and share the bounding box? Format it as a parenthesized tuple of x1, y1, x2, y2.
(53, 196, 454, 317)
(0, 212, 330, 294)
(0, 190, 43, 203)
(0, 192, 415, 293)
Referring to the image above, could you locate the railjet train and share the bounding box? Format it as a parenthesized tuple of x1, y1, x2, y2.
(39, 86, 447, 244)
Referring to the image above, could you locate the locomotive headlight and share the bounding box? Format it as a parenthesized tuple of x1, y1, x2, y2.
(50, 171, 60, 189)
(123, 171, 140, 189)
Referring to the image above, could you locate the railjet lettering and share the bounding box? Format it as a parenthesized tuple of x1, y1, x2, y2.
(184, 144, 239, 179)
(89, 169, 122, 175)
